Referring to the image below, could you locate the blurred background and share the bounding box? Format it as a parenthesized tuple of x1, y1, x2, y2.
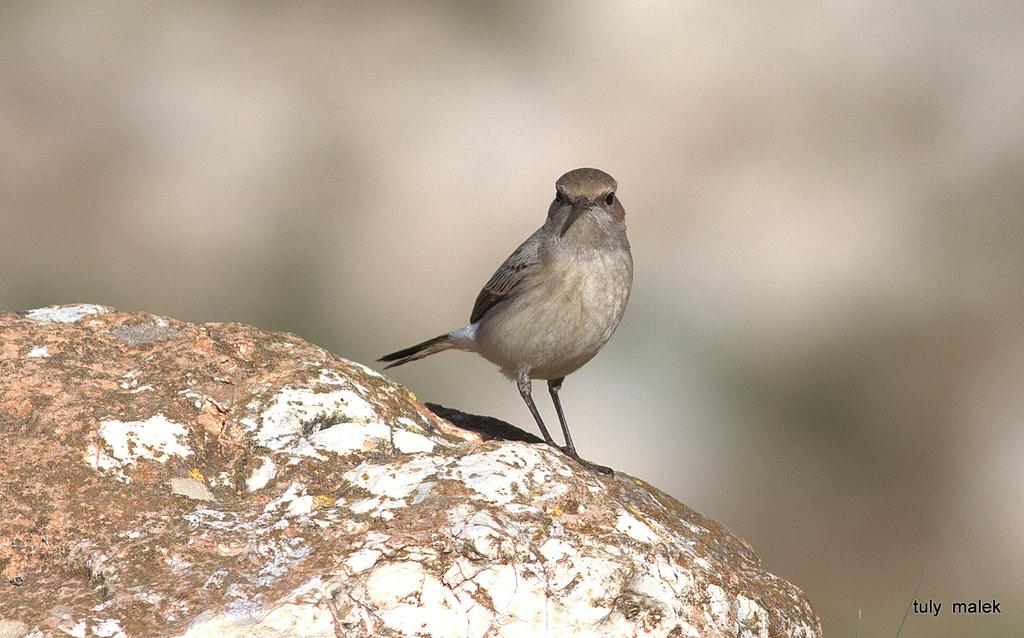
(2, 2, 1022, 635)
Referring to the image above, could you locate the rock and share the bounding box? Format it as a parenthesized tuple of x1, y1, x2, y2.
(0, 304, 822, 637)
(0, 620, 29, 638)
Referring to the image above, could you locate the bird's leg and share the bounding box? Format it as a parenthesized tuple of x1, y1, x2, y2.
(546, 377, 578, 458)
(547, 377, 614, 475)
(517, 372, 556, 447)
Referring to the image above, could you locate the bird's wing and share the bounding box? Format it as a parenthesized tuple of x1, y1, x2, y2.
(470, 229, 542, 323)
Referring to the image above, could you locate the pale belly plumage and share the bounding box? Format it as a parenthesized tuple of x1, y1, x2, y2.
(473, 248, 632, 380)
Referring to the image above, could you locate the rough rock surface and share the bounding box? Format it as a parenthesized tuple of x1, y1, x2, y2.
(0, 305, 822, 638)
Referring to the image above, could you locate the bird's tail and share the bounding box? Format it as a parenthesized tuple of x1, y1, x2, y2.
(378, 334, 454, 369)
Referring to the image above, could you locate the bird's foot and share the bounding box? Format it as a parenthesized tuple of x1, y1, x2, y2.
(538, 441, 614, 475)
(560, 447, 614, 475)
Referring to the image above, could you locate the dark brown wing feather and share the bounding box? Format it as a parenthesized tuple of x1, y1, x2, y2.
(470, 229, 542, 323)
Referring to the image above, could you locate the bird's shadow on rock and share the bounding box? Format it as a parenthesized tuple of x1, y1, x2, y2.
(425, 403, 614, 475)
(425, 403, 543, 444)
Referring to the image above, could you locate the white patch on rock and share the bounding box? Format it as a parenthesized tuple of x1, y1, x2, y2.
(446, 443, 551, 504)
(244, 376, 382, 457)
(27, 345, 49, 358)
(63, 621, 87, 638)
(396, 417, 423, 429)
(341, 456, 443, 518)
(246, 456, 276, 491)
(287, 496, 315, 516)
(540, 538, 572, 561)
(450, 510, 514, 560)
(444, 562, 552, 636)
(178, 389, 204, 408)
(93, 619, 126, 638)
(615, 511, 661, 544)
(176, 560, 341, 637)
(349, 497, 382, 514)
(26, 304, 108, 323)
(392, 429, 435, 454)
(314, 368, 348, 386)
(202, 570, 228, 590)
(264, 482, 305, 513)
(547, 554, 626, 626)
(169, 477, 216, 502)
(179, 602, 334, 637)
(309, 422, 390, 455)
(473, 563, 532, 615)
(362, 562, 464, 637)
(365, 562, 425, 606)
(85, 414, 193, 482)
(362, 532, 390, 548)
(318, 367, 371, 395)
(706, 583, 731, 626)
(182, 509, 230, 532)
(345, 361, 384, 378)
(119, 370, 139, 389)
(735, 594, 769, 636)
(344, 456, 438, 501)
(345, 549, 381, 574)
(248, 603, 334, 636)
(683, 521, 708, 535)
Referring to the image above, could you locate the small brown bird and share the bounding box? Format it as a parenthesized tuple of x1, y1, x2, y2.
(379, 168, 633, 472)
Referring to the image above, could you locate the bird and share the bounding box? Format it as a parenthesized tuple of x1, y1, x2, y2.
(379, 167, 633, 473)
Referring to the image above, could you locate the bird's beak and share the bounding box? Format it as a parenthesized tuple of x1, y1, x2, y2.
(559, 197, 589, 237)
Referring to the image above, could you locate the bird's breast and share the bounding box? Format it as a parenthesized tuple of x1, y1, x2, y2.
(475, 247, 633, 379)
(539, 248, 632, 335)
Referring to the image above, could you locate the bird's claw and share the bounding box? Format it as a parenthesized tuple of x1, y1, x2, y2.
(556, 446, 613, 475)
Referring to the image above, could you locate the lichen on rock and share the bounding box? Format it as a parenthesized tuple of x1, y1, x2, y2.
(0, 305, 821, 637)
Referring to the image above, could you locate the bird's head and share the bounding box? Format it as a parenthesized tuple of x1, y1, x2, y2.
(549, 168, 624, 238)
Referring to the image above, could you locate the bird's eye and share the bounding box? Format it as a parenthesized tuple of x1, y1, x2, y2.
(605, 192, 615, 206)
(555, 192, 566, 204)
